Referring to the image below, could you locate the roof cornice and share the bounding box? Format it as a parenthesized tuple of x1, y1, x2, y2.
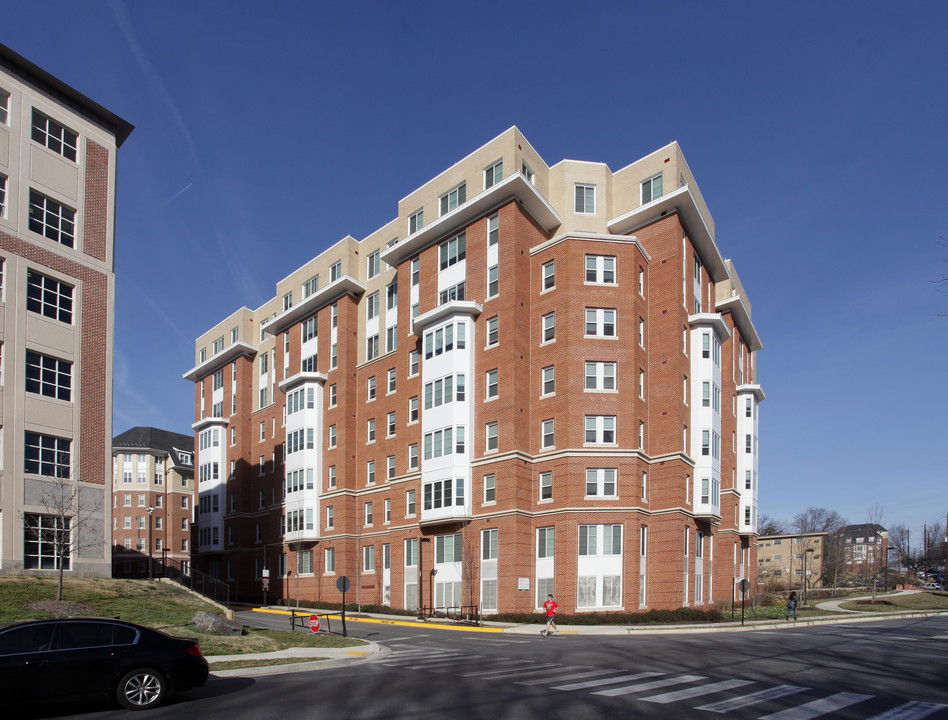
(182, 341, 257, 382)
(382, 172, 561, 267)
(607, 185, 727, 282)
(716, 295, 763, 352)
(263, 276, 365, 336)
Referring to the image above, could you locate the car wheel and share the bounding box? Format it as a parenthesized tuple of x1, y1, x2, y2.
(116, 668, 168, 710)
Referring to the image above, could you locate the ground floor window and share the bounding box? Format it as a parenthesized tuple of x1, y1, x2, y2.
(24, 513, 70, 570)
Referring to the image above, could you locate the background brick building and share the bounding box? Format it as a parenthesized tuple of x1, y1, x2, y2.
(186, 127, 763, 613)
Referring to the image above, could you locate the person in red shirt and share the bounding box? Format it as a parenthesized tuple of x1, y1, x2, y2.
(541, 594, 559, 636)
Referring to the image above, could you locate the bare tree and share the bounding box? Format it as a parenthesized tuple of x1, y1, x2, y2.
(792, 507, 847, 591)
(27, 477, 103, 602)
(866, 503, 885, 527)
(936, 235, 948, 315)
(757, 513, 788, 536)
(887, 523, 915, 573)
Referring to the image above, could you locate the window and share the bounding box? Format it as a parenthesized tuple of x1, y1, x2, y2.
(574, 184, 596, 214)
(25, 433, 70, 478)
(585, 308, 616, 337)
(539, 471, 552, 500)
(538, 527, 554, 559)
(541, 260, 555, 291)
(542, 312, 555, 343)
(328, 425, 336, 448)
(639, 317, 645, 347)
(639, 266, 645, 296)
(579, 524, 622, 556)
(486, 422, 498, 452)
(0, 175, 6, 219)
(26, 271, 73, 324)
(365, 502, 374, 525)
(585, 361, 616, 391)
(31, 110, 78, 161)
(366, 292, 379, 321)
(387, 411, 396, 437)
(486, 369, 498, 399)
(409, 209, 424, 234)
(282, 292, 293, 311)
(585, 255, 617, 285)
(485, 159, 503, 188)
(585, 415, 616, 444)
(487, 265, 499, 298)
(367, 250, 381, 279)
(586, 468, 617, 497)
(488, 213, 499, 245)
(325, 506, 334, 529)
(367, 418, 376, 443)
(541, 366, 555, 396)
(386, 455, 396, 481)
(408, 443, 418, 470)
(642, 173, 663, 204)
(409, 350, 419, 376)
(409, 395, 419, 423)
(423, 477, 465, 510)
(410, 257, 420, 288)
(303, 274, 319, 298)
(439, 183, 466, 215)
(639, 369, 645, 399)
(25, 351, 71, 400)
(486, 316, 498, 346)
(406, 489, 416, 516)
(24, 514, 70, 569)
(28, 191, 75, 248)
(439, 281, 465, 305)
(386, 325, 398, 353)
(367, 376, 376, 401)
(330, 260, 342, 282)
(541, 419, 555, 449)
(484, 474, 496, 503)
(0, 89, 8, 124)
(439, 232, 466, 270)
(366, 334, 379, 361)
(386, 279, 398, 310)
(366, 460, 376, 485)
(363, 545, 375, 572)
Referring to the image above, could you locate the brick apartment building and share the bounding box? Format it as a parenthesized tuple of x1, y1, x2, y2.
(0, 44, 132, 575)
(111, 427, 194, 577)
(839, 523, 888, 581)
(185, 127, 763, 614)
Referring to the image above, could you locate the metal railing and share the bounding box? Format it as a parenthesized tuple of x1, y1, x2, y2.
(419, 604, 479, 625)
(161, 558, 230, 607)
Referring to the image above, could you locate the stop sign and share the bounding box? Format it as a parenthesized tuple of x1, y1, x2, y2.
(308, 614, 320, 633)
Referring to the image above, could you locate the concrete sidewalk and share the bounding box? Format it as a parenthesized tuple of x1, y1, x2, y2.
(209, 641, 387, 677)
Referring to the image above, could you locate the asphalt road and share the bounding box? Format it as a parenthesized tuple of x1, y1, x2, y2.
(24, 614, 948, 720)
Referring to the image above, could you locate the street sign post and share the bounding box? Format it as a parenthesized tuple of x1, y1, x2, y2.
(336, 576, 350, 637)
(739, 578, 750, 626)
(308, 614, 321, 633)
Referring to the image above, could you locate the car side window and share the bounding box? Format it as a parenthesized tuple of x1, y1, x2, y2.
(54, 622, 116, 650)
(0, 625, 55, 654)
(113, 625, 137, 646)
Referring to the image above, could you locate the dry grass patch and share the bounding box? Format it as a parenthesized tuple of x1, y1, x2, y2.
(837, 591, 948, 612)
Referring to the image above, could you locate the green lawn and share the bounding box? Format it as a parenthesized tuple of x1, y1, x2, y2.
(0, 576, 365, 655)
(837, 591, 948, 612)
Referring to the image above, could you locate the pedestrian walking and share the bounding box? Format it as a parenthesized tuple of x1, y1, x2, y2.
(541, 594, 559, 636)
(786, 591, 798, 621)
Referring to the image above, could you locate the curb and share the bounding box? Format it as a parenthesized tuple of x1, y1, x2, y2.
(208, 641, 389, 678)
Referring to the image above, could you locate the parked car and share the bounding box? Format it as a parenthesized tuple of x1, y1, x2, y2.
(922, 582, 942, 590)
(0, 616, 208, 710)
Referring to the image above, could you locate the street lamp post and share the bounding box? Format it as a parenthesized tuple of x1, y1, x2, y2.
(417, 537, 431, 619)
(146, 507, 155, 581)
(803, 548, 814, 605)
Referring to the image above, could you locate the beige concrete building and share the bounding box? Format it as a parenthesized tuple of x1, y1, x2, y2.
(111, 428, 194, 577)
(757, 532, 827, 591)
(0, 44, 133, 575)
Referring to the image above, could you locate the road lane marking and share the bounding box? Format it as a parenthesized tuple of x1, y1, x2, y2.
(641, 679, 756, 704)
(697, 685, 810, 712)
(864, 701, 948, 720)
(462, 660, 542, 676)
(517, 669, 614, 686)
(759, 692, 874, 720)
(593, 674, 706, 697)
(466, 664, 563, 679)
(551, 671, 664, 691)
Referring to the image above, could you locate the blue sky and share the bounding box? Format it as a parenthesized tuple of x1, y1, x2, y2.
(5, 1, 946, 543)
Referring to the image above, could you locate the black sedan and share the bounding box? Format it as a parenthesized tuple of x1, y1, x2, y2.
(0, 616, 209, 710)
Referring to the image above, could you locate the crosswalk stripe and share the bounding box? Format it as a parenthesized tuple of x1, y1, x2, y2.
(465, 663, 562, 678)
(697, 684, 810, 713)
(759, 692, 874, 720)
(594, 674, 706, 697)
(642, 679, 756, 704)
(462, 661, 543, 676)
(552, 671, 663, 691)
(517, 669, 614, 686)
(864, 701, 948, 720)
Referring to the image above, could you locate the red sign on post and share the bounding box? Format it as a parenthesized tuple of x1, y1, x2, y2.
(308, 614, 321, 633)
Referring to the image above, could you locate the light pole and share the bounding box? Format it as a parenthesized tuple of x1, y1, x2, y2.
(803, 548, 814, 605)
(417, 537, 430, 619)
(146, 507, 155, 580)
